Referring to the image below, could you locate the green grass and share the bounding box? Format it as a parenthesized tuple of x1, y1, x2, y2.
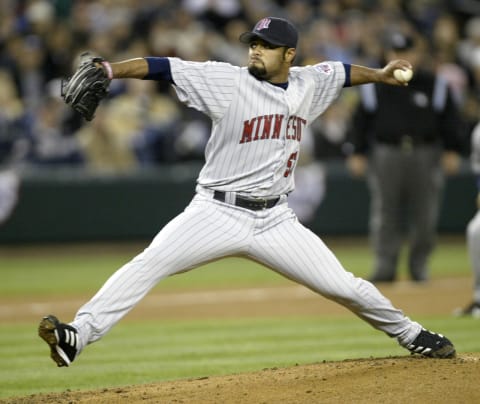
(0, 236, 475, 399)
(0, 236, 470, 296)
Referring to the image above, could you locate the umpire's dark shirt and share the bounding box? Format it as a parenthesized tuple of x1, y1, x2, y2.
(347, 69, 465, 154)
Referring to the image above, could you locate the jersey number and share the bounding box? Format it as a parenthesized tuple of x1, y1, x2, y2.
(283, 152, 298, 177)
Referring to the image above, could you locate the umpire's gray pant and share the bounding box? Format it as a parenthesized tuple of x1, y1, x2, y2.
(367, 143, 444, 281)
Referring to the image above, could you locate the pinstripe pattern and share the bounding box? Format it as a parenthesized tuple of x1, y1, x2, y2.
(72, 195, 420, 349)
(248, 215, 415, 336)
(169, 58, 346, 197)
(73, 194, 253, 345)
(71, 58, 422, 352)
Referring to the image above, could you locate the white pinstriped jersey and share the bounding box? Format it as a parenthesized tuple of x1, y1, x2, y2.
(168, 58, 346, 197)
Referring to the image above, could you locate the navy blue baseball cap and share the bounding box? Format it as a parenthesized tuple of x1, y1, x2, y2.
(239, 17, 298, 48)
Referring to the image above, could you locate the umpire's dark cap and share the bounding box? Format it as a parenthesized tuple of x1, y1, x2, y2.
(239, 17, 298, 48)
(387, 32, 415, 51)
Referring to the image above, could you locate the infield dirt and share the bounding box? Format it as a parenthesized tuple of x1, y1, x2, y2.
(5, 354, 480, 403)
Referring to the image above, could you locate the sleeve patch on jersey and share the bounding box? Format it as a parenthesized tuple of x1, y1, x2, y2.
(314, 63, 334, 75)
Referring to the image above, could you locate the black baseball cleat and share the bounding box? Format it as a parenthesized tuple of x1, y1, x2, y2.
(38, 315, 79, 367)
(404, 328, 456, 358)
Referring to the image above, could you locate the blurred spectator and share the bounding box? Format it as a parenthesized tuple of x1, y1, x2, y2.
(0, 68, 27, 225)
(404, 0, 443, 35)
(0, 68, 29, 163)
(182, 0, 244, 32)
(208, 18, 250, 66)
(8, 34, 47, 112)
(457, 16, 480, 71)
(432, 14, 469, 106)
(284, 0, 315, 30)
(311, 92, 357, 160)
(346, 32, 467, 283)
(24, 0, 56, 37)
(75, 107, 136, 173)
(0, 0, 477, 174)
(77, 78, 183, 171)
(124, 79, 181, 164)
(26, 95, 84, 165)
(148, 8, 209, 61)
(171, 108, 211, 162)
(43, 22, 75, 81)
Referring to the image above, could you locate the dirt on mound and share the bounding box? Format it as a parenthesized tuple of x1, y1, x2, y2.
(5, 354, 479, 404)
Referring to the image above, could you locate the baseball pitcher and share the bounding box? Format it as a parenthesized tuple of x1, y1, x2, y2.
(39, 17, 455, 367)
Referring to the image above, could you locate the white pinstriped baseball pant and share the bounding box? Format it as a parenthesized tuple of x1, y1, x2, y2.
(71, 187, 421, 352)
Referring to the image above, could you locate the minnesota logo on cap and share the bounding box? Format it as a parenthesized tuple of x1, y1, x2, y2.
(255, 18, 271, 31)
(239, 17, 298, 49)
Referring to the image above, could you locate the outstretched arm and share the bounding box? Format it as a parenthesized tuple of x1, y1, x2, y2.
(62, 55, 172, 121)
(350, 59, 413, 86)
(108, 58, 149, 79)
(106, 57, 173, 83)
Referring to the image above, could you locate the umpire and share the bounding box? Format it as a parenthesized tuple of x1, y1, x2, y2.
(346, 32, 466, 283)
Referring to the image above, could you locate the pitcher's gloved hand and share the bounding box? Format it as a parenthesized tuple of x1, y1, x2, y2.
(61, 52, 111, 121)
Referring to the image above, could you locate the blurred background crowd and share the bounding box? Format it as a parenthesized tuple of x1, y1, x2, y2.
(0, 0, 479, 173)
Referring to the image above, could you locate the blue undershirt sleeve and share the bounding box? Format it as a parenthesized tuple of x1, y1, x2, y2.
(343, 63, 351, 87)
(143, 57, 174, 84)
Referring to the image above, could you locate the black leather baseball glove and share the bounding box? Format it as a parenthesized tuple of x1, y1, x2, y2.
(61, 52, 111, 121)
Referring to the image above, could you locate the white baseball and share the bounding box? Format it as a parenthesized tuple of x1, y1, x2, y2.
(393, 68, 413, 83)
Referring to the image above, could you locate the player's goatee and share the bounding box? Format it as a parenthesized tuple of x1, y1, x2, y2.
(248, 65, 267, 80)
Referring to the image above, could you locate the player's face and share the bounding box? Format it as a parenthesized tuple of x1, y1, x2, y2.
(248, 39, 295, 83)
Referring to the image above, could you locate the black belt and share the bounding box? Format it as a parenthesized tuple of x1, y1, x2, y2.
(213, 190, 280, 211)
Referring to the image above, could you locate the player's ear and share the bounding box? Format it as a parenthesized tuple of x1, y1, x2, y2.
(284, 48, 296, 63)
